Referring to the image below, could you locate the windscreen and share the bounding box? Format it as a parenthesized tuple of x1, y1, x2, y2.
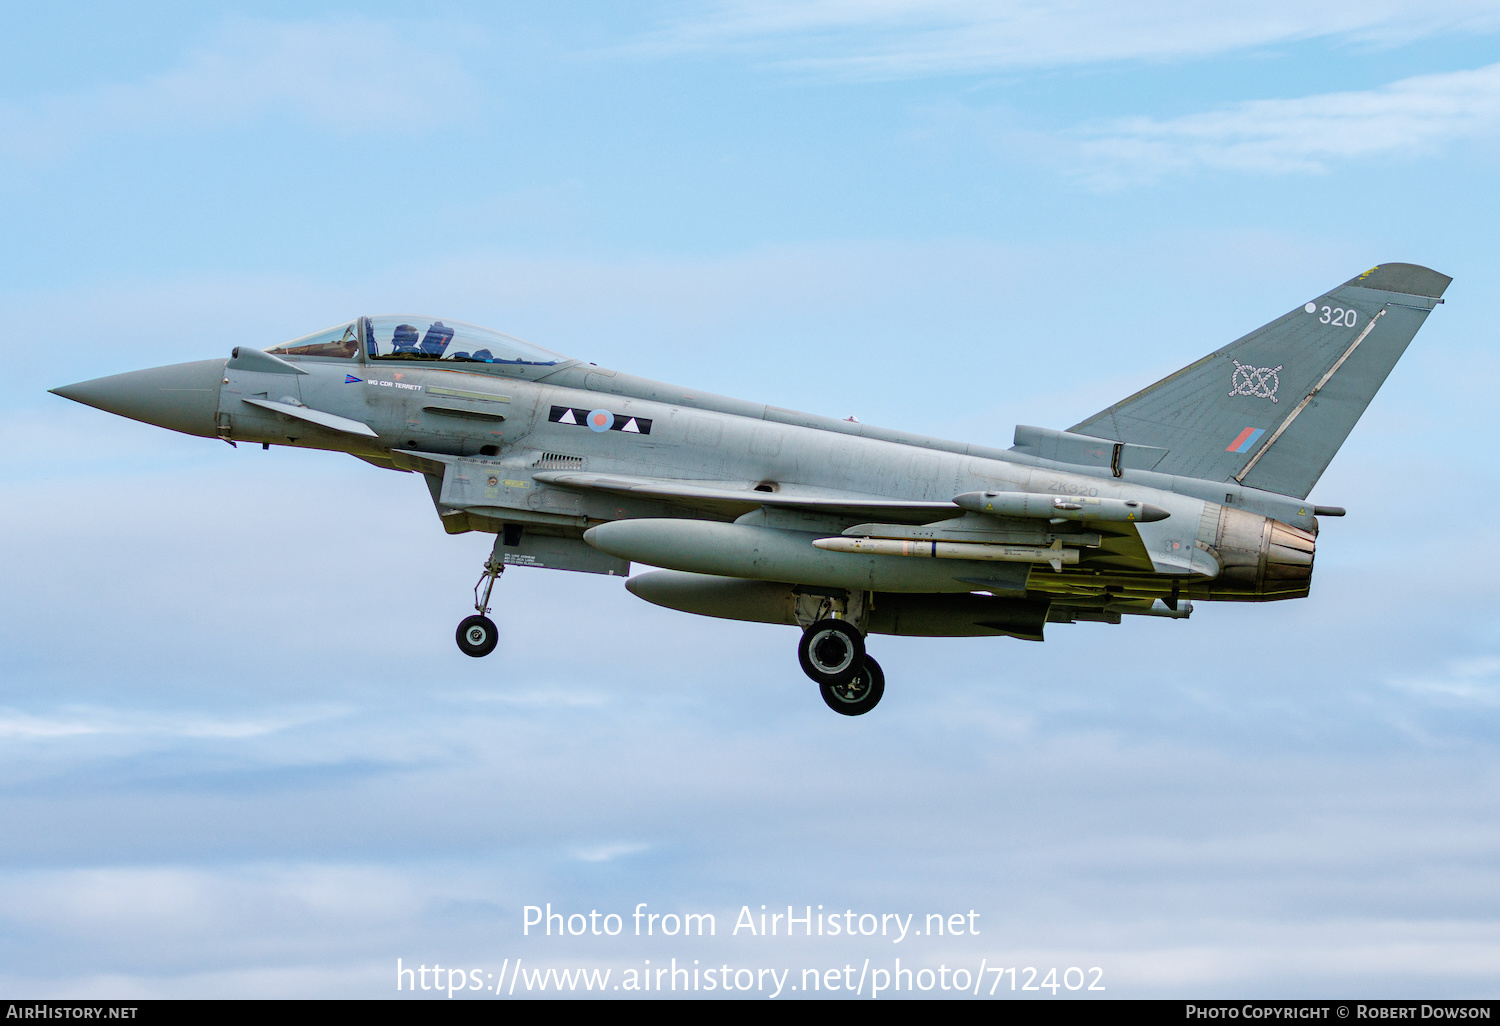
(267, 322, 359, 359)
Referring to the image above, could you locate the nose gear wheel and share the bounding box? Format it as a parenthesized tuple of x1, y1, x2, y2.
(456, 614, 499, 658)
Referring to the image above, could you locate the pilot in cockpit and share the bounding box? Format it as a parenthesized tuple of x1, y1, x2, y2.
(359, 314, 565, 366)
(390, 323, 421, 354)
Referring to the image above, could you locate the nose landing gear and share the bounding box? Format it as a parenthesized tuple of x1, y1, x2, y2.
(456, 544, 504, 658)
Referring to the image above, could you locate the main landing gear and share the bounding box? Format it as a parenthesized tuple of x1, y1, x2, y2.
(819, 655, 884, 717)
(456, 547, 503, 658)
(798, 618, 865, 685)
(796, 591, 883, 716)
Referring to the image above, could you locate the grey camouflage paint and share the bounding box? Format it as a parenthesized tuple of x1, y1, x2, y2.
(50, 263, 1449, 639)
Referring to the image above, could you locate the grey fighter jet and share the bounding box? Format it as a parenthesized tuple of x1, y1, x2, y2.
(51, 264, 1449, 715)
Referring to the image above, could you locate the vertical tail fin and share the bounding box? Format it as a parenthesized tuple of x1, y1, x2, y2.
(1069, 263, 1451, 499)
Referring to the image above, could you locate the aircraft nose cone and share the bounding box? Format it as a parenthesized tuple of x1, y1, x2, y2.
(50, 358, 227, 438)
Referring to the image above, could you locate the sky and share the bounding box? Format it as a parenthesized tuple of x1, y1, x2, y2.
(2, 0, 1500, 1000)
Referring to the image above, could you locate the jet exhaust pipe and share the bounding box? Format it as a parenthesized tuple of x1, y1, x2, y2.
(1199, 506, 1316, 600)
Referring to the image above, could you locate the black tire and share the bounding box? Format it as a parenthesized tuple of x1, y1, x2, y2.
(820, 655, 884, 716)
(456, 614, 499, 658)
(798, 618, 865, 686)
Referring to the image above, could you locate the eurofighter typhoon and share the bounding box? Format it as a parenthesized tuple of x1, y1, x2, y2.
(52, 263, 1448, 715)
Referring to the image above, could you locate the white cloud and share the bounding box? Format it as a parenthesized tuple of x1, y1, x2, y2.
(569, 842, 651, 863)
(0, 706, 346, 740)
(1073, 61, 1500, 186)
(0, 18, 478, 163)
(1388, 656, 1500, 706)
(644, 0, 1500, 77)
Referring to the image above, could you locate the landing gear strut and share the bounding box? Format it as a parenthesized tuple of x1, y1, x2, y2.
(795, 590, 883, 715)
(456, 547, 504, 658)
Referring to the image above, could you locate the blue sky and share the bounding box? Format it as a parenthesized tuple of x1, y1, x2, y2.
(3, 1, 1500, 999)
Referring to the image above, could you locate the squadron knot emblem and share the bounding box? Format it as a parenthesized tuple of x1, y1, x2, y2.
(1229, 359, 1282, 403)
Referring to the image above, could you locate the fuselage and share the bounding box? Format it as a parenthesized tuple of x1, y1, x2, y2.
(50, 262, 1453, 712)
(57, 332, 1316, 621)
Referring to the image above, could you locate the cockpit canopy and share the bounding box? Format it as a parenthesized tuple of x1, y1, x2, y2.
(364, 316, 565, 366)
(266, 316, 566, 367)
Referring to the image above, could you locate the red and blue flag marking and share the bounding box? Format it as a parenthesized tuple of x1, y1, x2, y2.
(1226, 427, 1265, 454)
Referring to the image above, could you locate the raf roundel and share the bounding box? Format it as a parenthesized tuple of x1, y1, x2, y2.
(587, 409, 615, 432)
